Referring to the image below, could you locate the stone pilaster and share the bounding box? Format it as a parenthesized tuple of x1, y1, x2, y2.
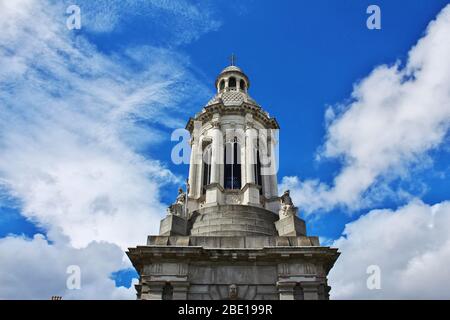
(143, 281, 166, 300)
(172, 282, 190, 300)
(277, 281, 296, 300)
(301, 282, 320, 300)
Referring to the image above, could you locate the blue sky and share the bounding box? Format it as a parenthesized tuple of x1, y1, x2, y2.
(0, 0, 449, 299)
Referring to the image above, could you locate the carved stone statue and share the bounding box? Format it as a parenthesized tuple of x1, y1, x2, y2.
(176, 188, 186, 205)
(279, 190, 297, 218)
(167, 187, 186, 216)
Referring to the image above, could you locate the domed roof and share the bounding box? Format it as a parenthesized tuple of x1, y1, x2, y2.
(215, 64, 250, 89)
(220, 65, 244, 74)
(206, 90, 260, 108)
(186, 62, 280, 132)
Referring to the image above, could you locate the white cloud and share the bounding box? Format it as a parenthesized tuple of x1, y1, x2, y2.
(0, 0, 216, 299)
(329, 200, 450, 299)
(0, 233, 136, 299)
(0, 0, 209, 249)
(283, 4, 450, 213)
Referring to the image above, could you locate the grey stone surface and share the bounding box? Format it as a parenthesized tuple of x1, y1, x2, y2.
(147, 235, 321, 248)
(159, 215, 188, 236)
(127, 243, 339, 300)
(189, 205, 279, 237)
(275, 215, 306, 236)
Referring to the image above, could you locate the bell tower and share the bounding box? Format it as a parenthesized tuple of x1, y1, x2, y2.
(185, 63, 281, 221)
(127, 62, 339, 300)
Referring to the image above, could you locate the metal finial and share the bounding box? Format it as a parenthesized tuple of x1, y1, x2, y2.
(230, 53, 236, 66)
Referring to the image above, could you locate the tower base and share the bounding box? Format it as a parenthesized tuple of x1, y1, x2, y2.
(127, 235, 339, 300)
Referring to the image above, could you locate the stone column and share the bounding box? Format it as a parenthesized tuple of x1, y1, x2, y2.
(205, 117, 223, 205)
(259, 129, 271, 198)
(190, 121, 203, 199)
(188, 138, 198, 198)
(267, 132, 279, 198)
(245, 125, 257, 185)
(242, 121, 260, 206)
(210, 125, 222, 184)
(195, 146, 204, 197)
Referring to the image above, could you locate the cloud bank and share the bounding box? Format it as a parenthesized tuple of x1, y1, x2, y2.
(282, 4, 450, 300)
(329, 200, 450, 299)
(0, 233, 136, 299)
(0, 0, 212, 249)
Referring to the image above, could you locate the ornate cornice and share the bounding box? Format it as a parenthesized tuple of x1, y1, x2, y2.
(186, 103, 280, 133)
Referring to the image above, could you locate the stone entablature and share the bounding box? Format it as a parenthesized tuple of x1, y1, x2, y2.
(128, 238, 338, 300)
(146, 235, 321, 247)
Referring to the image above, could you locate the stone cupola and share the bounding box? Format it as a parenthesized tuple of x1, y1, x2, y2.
(215, 65, 250, 93)
(185, 63, 281, 223)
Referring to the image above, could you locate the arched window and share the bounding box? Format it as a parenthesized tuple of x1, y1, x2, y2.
(224, 137, 241, 190)
(162, 283, 173, 300)
(202, 143, 212, 194)
(219, 79, 225, 91)
(239, 79, 246, 90)
(228, 77, 236, 88)
(254, 137, 262, 194)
